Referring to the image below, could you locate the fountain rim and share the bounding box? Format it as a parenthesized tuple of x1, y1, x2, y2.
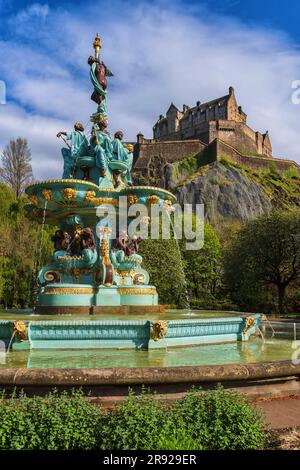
(25, 179, 177, 201)
(0, 360, 298, 386)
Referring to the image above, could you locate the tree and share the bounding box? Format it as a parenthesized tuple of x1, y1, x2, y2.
(0, 184, 52, 308)
(0, 138, 33, 198)
(224, 210, 300, 315)
(139, 238, 187, 307)
(181, 222, 223, 300)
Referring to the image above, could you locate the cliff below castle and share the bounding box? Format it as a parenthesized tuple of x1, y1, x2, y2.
(160, 155, 300, 224)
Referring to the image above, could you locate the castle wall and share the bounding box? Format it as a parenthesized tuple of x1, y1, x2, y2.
(134, 137, 206, 173)
(215, 139, 298, 173)
(133, 136, 299, 185)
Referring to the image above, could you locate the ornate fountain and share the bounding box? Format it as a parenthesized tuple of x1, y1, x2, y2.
(25, 34, 175, 316)
(0, 36, 264, 352)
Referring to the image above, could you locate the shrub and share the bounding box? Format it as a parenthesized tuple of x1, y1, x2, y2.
(168, 386, 265, 450)
(0, 387, 265, 450)
(0, 389, 101, 450)
(99, 389, 164, 450)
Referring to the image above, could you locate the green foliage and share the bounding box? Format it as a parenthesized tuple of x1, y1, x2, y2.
(0, 184, 52, 308)
(165, 386, 265, 450)
(0, 390, 101, 450)
(224, 209, 300, 314)
(139, 237, 186, 306)
(99, 389, 164, 450)
(167, 147, 214, 189)
(283, 166, 300, 180)
(181, 221, 223, 302)
(0, 387, 265, 450)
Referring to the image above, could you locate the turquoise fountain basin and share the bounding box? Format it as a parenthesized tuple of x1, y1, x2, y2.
(0, 314, 263, 351)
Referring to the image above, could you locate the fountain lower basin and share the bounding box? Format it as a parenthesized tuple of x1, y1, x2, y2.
(1, 314, 263, 351)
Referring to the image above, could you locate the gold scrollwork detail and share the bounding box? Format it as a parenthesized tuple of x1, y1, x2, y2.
(61, 188, 77, 200)
(44, 270, 61, 283)
(243, 316, 256, 335)
(29, 195, 39, 207)
(99, 227, 112, 265)
(151, 320, 168, 341)
(45, 287, 95, 295)
(85, 190, 96, 202)
(117, 288, 157, 295)
(133, 272, 146, 285)
(127, 194, 138, 205)
(92, 197, 118, 207)
(13, 320, 27, 341)
(41, 189, 53, 201)
(147, 194, 160, 206)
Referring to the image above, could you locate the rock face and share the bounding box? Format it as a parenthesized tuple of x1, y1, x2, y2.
(165, 161, 274, 224)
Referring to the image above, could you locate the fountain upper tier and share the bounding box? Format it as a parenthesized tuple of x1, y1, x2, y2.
(25, 179, 176, 226)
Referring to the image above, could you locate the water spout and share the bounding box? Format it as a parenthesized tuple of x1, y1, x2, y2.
(6, 330, 16, 352)
(258, 325, 265, 343)
(166, 212, 191, 311)
(264, 314, 275, 338)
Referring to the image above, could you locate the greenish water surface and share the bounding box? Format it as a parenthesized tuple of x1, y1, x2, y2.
(0, 309, 295, 369)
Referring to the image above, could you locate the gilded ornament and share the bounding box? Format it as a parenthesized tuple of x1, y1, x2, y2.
(61, 188, 77, 200)
(41, 189, 53, 201)
(44, 271, 61, 283)
(13, 320, 27, 341)
(127, 194, 138, 205)
(117, 288, 156, 295)
(45, 287, 95, 295)
(85, 190, 96, 202)
(147, 194, 160, 205)
(29, 195, 39, 207)
(92, 197, 118, 207)
(243, 316, 256, 335)
(151, 320, 168, 341)
(99, 227, 112, 266)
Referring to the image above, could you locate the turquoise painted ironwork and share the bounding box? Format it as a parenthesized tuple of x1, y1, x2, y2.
(0, 314, 263, 351)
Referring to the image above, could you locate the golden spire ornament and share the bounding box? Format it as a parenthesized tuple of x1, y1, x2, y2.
(93, 33, 101, 60)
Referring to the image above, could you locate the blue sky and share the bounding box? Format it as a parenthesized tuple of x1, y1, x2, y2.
(0, 0, 300, 178)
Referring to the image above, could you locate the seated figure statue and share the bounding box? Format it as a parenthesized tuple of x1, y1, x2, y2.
(110, 231, 143, 271)
(90, 117, 112, 177)
(112, 131, 133, 186)
(39, 227, 98, 285)
(57, 123, 89, 179)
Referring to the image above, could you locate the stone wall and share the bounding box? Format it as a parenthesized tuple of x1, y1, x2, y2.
(133, 132, 299, 185)
(134, 136, 206, 174)
(215, 140, 299, 173)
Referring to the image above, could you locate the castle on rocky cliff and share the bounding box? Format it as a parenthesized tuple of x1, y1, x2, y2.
(153, 87, 272, 156)
(133, 87, 298, 186)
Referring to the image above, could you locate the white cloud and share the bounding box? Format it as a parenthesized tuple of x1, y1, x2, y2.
(12, 3, 49, 26)
(0, 0, 300, 180)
